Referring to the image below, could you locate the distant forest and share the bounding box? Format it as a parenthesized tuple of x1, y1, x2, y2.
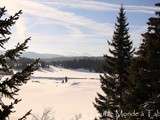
(12, 57, 104, 72)
(8, 58, 49, 70)
(51, 57, 104, 72)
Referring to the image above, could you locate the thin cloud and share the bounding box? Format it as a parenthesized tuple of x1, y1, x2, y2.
(0, 0, 150, 56)
(1, 0, 113, 37)
(44, 0, 159, 14)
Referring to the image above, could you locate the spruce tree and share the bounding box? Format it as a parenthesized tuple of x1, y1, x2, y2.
(129, 3, 160, 119)
(0, 7, 39, 120)
(94, 6, 134, 120)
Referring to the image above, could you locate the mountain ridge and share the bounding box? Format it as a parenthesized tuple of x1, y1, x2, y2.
(22, 52, 64, 59)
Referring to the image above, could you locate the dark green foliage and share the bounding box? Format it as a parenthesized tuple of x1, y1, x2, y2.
(7, 57, 49, 70)
(128, 3, 160, 119)
(51, 57, 103, 72)
(0, 7, 39, 120)
(94, 6, 134, 120)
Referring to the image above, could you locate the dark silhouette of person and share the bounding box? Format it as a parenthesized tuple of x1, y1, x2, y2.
(65, 76, 68, 83)
(62, 80, 64, 83)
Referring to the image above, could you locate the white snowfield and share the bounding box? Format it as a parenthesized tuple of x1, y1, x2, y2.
(10, 66, 101, 120)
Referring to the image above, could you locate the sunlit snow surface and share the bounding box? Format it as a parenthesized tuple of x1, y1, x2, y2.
(10, 66, 101, 120)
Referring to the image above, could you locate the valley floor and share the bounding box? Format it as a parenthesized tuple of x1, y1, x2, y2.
(10, 66, 101, 120)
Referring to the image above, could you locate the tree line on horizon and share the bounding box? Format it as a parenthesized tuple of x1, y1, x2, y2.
(51, 58, 104, 72)
(9, 57, 49, 70)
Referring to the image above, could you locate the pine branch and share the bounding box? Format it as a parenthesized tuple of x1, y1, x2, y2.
(0, 99, 21, 120)
(0, 7, 6, 18)
(18, 110, 32, 120)
(0, 37, 10, 49)
(0, 59, 39, 99)
(5, 37, 31, 60)
(0, 38, 31, 74)
(0, 10, 22, 37)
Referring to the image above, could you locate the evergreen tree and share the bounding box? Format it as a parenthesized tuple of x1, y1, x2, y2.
(94, 6, 134, 120)
(0, 7, 39, 120)
(128, 3, 160, 119)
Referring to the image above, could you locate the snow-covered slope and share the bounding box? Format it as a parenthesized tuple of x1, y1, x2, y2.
(10, 66, 101, 120)
(33, 66, 99, 79)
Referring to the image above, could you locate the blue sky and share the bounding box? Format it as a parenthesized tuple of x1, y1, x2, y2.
(1, 0, 159, 56)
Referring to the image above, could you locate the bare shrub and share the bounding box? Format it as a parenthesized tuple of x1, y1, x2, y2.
(31, 109, 54, 120)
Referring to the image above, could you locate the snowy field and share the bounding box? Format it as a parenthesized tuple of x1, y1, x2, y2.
(10, 66, 101, 120)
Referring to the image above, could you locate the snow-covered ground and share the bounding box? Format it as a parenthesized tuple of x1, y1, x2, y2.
(10, 66, 101, 120)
